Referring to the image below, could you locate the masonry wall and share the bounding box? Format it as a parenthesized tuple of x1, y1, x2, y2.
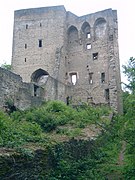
(12, 6, 67, 83)
(65, 9, 122, 112)
(11, 6, 123, 113)
(0, 67, 68, 111)
(43, 76, 68, 102)
(0, 67, 43, 110)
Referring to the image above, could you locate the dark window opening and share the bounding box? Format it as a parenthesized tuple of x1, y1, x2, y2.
(39, 39, 42, 47)
(93, 52, 98, 60)
(94, 18, 107, 40)
(25, 58, 26, 62)
(34, 85, 39, 96)
(65, 72, 68, 81)
(68, 26, 79, 45)
(86, 65, 89, 71)
(66, 96, 70, 105)
(26, 24, 28, 29)
(105, 89, 110, 101)
(101, 72, 105, 83)
(40, 23, 42, 27)
(86, 44, 91, 50)
(109, 35, 113, 41)
(89, 72, 93, 84)
(86, 32, 91, 39)
(25, 44, 27, 49)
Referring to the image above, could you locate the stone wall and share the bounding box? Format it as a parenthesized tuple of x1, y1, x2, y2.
(43, 76, 68, 102)
(11, 6, 123, 113)
(12, 6, 67, 83)
(0, 67, 68, 110)
(0, 67, 43, 110)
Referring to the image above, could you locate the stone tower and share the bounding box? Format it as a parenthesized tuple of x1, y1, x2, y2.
(12, 5, 123, 113)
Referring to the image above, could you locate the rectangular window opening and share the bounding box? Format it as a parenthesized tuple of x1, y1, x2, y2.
(66, 96, 70, 105)
(71, 74, 77, 85)
(101, 72, 105, 83)
(25, 44, 27, 49)
(109, 35, 113, 41)
(93, 52, 98, 60)
(25, 58, 26, 62)
(86, 32, 91, 39)
(69, 72, 78, 85)
(26, 24, 28, 29)
(34, 85, 39, 96)
(105, 89, 110, 101)
(89, 72, 93, 84)
(86, 44, 91, 50)
(39, 39, 42, 47)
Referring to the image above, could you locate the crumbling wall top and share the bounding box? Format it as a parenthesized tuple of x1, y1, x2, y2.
(14, 5, 66, 18)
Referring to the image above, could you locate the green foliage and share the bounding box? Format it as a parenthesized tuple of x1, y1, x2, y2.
(122, 57, 135, 93)
(1, 63, 11, 70)
(0, 100, 111, 149)
(0, 111, 46, 148)
(0, 98, 134, 179)
(11, 101, 110, 133)
(121, 58, 135, 178)
(121, 92, 135, 179)
(0, 111, 17, 147)
(4, 98, 17, 114)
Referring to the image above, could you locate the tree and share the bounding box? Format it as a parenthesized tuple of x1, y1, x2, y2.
(122, 57, 135, 93)
(122, 57, 135, 178)
(1, 63, 11, 70)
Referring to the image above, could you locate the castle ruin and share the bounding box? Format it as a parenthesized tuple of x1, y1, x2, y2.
(1, 5, 123, 113)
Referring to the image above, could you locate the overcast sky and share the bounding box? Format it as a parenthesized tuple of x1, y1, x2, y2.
(0, 0, 135, 82)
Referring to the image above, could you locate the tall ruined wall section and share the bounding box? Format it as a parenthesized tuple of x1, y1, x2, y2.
(11, 6, 122, 113)
(65, 9, 122, 113)
(12, 6, 67, 83)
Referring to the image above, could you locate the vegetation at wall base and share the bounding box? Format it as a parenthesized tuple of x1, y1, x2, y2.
(0, 98, 134, 179)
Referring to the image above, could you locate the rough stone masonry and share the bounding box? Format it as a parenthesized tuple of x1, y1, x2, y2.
(1, 5, 123, 113)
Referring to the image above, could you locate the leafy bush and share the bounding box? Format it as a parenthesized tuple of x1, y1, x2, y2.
(10, 101, 111, 133)
(0, 111, 44, 147)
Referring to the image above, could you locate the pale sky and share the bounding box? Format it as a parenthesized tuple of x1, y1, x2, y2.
(0, 0, 135, 82)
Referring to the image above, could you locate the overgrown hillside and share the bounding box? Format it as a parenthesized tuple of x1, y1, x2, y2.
(0, 98, 134, 179)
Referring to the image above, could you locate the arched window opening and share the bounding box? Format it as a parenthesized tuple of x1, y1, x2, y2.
(81, 22, 91, 39)
(94, 18, 107, 40)
(31, 69, 49, 86)
(67, 26, 79, 44)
